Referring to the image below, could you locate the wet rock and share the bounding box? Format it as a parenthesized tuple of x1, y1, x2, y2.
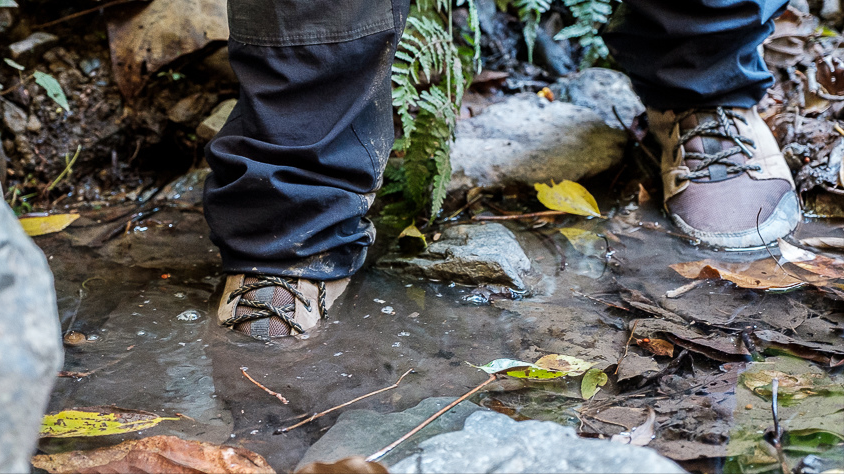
(390, 411, 687, 474)
(168, 92, 218, 124)
(1, 97, 27, 134)
(154, 167, 211, 206)
(556, 68, 645, 129)
(0, 201, 63, 472)
(378, 224, 532, 290)
(196, 98, 236, 141)
(296, 397, 480, 470)
(25, 114, 41, 133)
(8, 31, 59, 60)
(448, 93, 625, 191)
(79, 57, 101, 76)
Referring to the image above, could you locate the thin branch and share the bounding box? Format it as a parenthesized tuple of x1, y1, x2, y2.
(33, 0, 137, 29)
(572, 290, 630, 312)
(612, 106, 660, 168)
(276, 368, 414, 433)
(615, 320, 639, 375)
(241, 367, 288, 404)
(472, 210, 568, 221)
(365, 373, 497, 463)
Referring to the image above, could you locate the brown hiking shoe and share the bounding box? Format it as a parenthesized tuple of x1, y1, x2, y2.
(217, 274, 349, 340)
(648, 106, 800, 248)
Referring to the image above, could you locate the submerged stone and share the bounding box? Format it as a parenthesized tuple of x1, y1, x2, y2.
(378, 223, 532, 290)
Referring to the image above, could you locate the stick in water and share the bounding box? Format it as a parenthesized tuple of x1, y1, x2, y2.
(277, 368, 415, 433)
(241, 367, 289, 404)
(365, 373, 497, 463)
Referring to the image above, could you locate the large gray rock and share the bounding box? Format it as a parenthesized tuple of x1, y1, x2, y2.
(296, 397, 480, 470)
(378, 224, 532, 290)
(557, 68, 645, 129)
(390, 411, 688, 474)
(1, 97, 28, 135)
(8, 32, 59, 60)
(0, 202, 63, 473)
(448, 93, 625, 191)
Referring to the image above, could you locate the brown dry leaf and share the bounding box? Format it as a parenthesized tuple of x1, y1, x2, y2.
(611, 407, 656, 447)
(670, 258, 825, 290)
(778, 238, 844, 279)
(763, 6, 817, 68)
(637, 183, 651, 204)
(107, 0, 228, 98)
(635, 338, 674, 357)
(752, 329, 844, 366)
(295, 457, 388, 474)
(633, 319, 750, 362)
(31, 435, 275, 474)
(800, 237, 844, 251)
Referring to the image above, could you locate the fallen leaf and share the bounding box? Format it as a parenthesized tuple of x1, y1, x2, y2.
(19, 213, 79, 237)
(633, 319, 750, 362)
(740, 369, 842, 403)
(611, 407, 656, 446)
(559, 227, 604, 255)
(534, 354, 595, 376)
(752, 329, 844, 365)
(580, 368, 608, 399)
(398, 223, 427, 252)
(31, 435, 275, 474)
(33, 71, 70, 111)
(616, 353, 659, 382)
(471, 358, 566, 380)
(637, 183, 651, 204)
(295, 457, 387, 474)
(635, 337, 675, 357)
(535, 180, 600, 217)
(778, 238, 844, 279)
(800, 237, 844, 251)
(106, 0, 228, 98)
(670, 258, 826, 290)
(40, 407, 178, 438)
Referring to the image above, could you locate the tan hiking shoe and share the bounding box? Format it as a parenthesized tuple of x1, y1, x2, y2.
(648, 106, 800, 248)
(218, 274, 349, 340)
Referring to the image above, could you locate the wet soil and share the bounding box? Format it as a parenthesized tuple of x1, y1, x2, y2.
(36, 183, 844, 473)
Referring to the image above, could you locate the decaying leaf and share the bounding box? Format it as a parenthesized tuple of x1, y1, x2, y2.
(559, 227, 604, 255)
(635, 337, 674, 357)
(752, 329, 844, 366)
(295, 457, 387, 474)
(611, 407, 656, 447)
(31, 435, 275, 474)
(800, 237, 844, 251)
(471, 358, 566, 380)
(633, 319, 750, 362)
(763, 7, 818, 68)
(534, 180, 600, 217)
(670, 258, 826, 290)
(778, 238, 844, 279)
(740, 369, 842, 403)
(40, 406, 178, 438)
(534, 354, 595, 376)
(19, 213, 80, 237)
(580, 368, 608, 399)
(106, 0, 228, 98)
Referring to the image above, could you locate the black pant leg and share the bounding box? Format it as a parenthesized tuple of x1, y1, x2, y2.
(604, 0, 788, 110)
(204, 0, 409, 280)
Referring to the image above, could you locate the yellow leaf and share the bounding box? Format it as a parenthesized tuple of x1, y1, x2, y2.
(534, 354, 595, 376)
(19, 213, 79, 237)
(40, 407, 179, 438)
(398, 224, 426, 245)
(534, 180, 600, 217)
(559, 227, 603, 255)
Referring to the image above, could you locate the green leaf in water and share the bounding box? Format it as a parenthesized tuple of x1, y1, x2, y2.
(581, 368, 608, 399)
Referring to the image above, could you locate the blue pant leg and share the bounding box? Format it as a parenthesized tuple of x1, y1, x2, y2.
(603, 0, 788, 110)
(204, 0, 409, 280)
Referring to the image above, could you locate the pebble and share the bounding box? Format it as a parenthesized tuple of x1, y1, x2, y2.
(176, 309, 201, 321)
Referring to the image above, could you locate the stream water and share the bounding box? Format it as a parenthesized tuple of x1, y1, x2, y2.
(37, 189, 844, 472)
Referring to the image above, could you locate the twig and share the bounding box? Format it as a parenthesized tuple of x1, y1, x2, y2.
(277, 368, 414, 433)
(572, 290, 630, 312)
(612, 106, 660, 168)
(365, 373, 497, 462)
(442, 192, 485, 221)
(472, 210, 568, 221)
(241, 367, 288, 404)
(768, 378, 790, 474)
(33, 0, 137, 29)
(615, 320, 639, 375)
(45, 146, 82, 194)
(665, 279, 705, 299)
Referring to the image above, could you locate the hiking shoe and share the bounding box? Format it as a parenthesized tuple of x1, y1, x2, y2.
(648, 106, 800, 248)
(217, 274, 349, 340)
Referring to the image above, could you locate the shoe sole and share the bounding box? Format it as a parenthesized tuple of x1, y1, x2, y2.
(670, 191, 801, 249)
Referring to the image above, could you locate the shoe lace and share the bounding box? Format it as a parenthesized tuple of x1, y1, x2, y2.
(222, 275, 328, 334)
(674, 106, 762, 181)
